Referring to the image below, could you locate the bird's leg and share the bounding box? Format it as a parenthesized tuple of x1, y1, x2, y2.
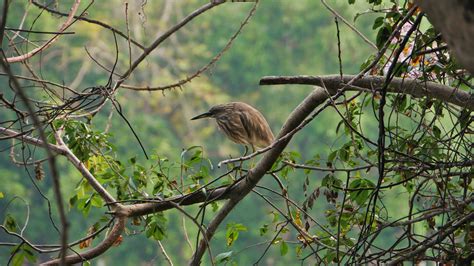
(243, 145, 249, 157)
(237, 145, 248, 178)
(226, 153, 237, 181)
(249, 145, 256, 168)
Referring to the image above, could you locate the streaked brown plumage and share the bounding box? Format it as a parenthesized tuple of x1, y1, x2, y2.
(191, 102, 274, 149)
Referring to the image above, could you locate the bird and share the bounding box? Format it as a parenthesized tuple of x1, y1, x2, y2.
(191, 102, 274, 152)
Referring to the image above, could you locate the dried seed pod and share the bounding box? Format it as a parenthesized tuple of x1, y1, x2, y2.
(35, 163, 45, 181)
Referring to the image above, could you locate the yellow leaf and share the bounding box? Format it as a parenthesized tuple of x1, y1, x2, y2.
(294, 210, 302, 227)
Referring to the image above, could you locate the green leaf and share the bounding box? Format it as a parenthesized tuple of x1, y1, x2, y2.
(90, 194, 104, 208)
(226, 223, 247, 247)
(20, 245, 36, 263)
(372, 17, 384, 29)
(11, 251, 24, 266)
(325, 250, 337, 263)
(11, 245, 37, 266)
(4, 214, 18, 232)
(322, 174, 342, 189)
(215, 251, 233, 263)
(349, 179, 375, 205)
(0, 192, 3, 199)
(271, 211, 280, 223)
(145, 213, 167, 241)
(296, 245, 303, 257)
(259, 224, 268, 236)
(339, 147, 349, 162)
(328, 150, 337, 163)
(368, 0, 382, 5)
(432, 125, 441, 138)
(211, 201, 219, 212)
(280, 240, 288, 256)
(376, 26, 391, 50)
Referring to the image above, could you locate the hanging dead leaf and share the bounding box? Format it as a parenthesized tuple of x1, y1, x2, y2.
(113, 235, 123, 247)
(35, 163, 45, 181)
(79, 238, 92, 249)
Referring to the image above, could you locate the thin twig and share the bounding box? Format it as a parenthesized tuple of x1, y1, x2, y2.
(0, 54, 69, 265)
(31, 0, 145, 50)
(157, 241, 174, 266)
(320, 0, 378, 50)
(120, 0, 258, 91)
(6, 0, 82, 63)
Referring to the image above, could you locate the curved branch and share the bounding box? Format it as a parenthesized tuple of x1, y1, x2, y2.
(260, 74, 474, 110)
(0, 127, 65, 154)
(31, 0, 145, 50)
(120, 0, 258, 91)
(120, 185, 233, 217)
(54, 131, 117, 205)
(320, 0, 377, 50)
(41, 217, 126, 265)
(0, 58, 69, 264)
(388, 211, 474, 265)
(6, 0, 81, 63)
(0, 126, 117, 205)
(118, 0, 225, 83)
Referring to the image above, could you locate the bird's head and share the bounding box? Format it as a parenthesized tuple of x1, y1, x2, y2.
(190, 104, 230, 120)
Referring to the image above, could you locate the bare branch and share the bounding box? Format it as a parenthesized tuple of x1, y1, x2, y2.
(120, 1, 258, 91)
(6, 0, 81, 63)
(260, 75, 474, 110)
(42, 217, 126, 265)
(118, 0, 226, 84)
(0, 56, 69, 264)
(31, 0, 146, 50)
(320, 0, 378, 50)
(388, 211, 474, 265)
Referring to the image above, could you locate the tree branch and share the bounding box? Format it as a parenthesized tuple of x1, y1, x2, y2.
(54, 130, 117, 205)
(260, 74, 474, 110)
(1, 57, 70, 264)
(120, 1, 258, 91)
(41, 217, 126, 265)
(6, 0, 81, 63)
(118, 0, 225, 83)
(120, 185, 232, 217)
(0, 127, 65, 154)
(31, 0, 145, 50)
(388, 211, 474, 265)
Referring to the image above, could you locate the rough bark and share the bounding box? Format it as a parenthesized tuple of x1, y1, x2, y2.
(415, 0, 474, 74)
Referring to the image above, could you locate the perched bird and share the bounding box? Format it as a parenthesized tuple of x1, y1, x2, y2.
(191, 102, 274, 151)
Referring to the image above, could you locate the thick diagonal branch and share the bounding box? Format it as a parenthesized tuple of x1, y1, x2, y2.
(41, 217, 126, 266)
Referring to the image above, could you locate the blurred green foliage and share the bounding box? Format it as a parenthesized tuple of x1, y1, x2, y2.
(1, 0, 471, 265)
(0, 0, 381, 264)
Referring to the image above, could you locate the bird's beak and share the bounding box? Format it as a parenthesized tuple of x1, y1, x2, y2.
(191, 111, 212, 120)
